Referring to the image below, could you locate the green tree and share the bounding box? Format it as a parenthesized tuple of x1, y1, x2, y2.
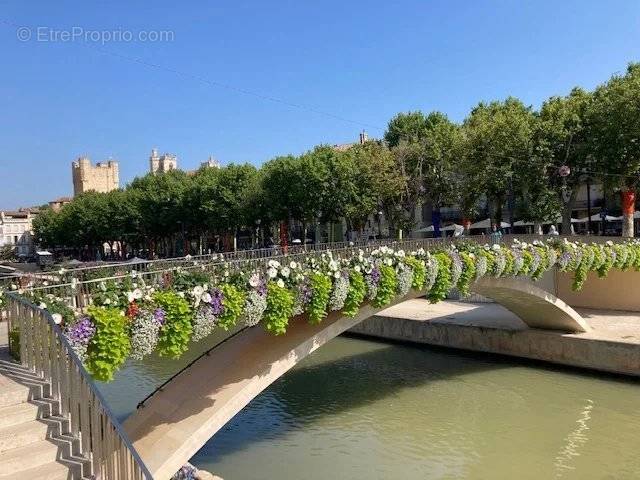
(589, 63, 640, 237)
(384, 111, 428, 147)
(462, 97, 536, 227)
(537, 87, 593, 233)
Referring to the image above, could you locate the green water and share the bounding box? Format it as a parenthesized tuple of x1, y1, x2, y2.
(98, 335, 640, 480)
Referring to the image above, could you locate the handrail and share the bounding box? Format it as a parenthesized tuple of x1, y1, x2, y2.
(5, 292, 153, 480)
(11, 234, 631, 298)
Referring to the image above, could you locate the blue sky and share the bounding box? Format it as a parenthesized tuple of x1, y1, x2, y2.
(1, 1, 639, 209)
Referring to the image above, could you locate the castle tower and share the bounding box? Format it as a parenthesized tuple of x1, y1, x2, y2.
(72, 156, 119, 196)
(149, 148, 178, 173)
(149, 148, 160, 173)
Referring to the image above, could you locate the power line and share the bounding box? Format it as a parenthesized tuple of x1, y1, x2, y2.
(1, 18, 385, 132)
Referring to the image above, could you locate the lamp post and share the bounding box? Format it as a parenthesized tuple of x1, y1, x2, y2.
(559, 165, 571, 234)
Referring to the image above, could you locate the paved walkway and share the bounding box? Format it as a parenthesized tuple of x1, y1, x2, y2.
(377, 299, 640, 345)
(351, 300, 640, 377)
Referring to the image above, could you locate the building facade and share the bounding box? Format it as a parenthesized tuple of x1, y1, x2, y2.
(149, 148, 178, 174)
(72, 157, 119, 196)
(0, 210, 36, 256)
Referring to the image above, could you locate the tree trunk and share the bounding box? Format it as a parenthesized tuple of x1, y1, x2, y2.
(561, 190, 577, 236)
(533, 223, 543, 235)
(494, 197, 504, 230)
(621, 189, 635, 238)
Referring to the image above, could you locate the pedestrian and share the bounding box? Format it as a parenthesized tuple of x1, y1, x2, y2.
(490, 223, 502, 244)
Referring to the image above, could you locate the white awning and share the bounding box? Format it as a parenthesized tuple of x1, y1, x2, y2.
(469, 218, 511, 229)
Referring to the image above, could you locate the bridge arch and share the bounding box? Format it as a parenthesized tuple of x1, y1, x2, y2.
(123, 280, 587, 478)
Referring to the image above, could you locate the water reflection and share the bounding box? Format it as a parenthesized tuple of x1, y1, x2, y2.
(97, 336, 640, 480)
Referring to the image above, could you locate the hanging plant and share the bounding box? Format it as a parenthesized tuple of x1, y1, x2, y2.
(263, 282, 295, 335)
(427, 252, 452, 303)
(155, 291, 193, 359)
(343, 270, 366, 317)
(85, 307, 131, 382)
(217, 284, 246, 330)
(308, 273, 332, 324)
(373, 264, 398, 307)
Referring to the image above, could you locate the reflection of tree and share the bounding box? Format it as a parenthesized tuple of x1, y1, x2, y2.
(197, 338, 511, 461)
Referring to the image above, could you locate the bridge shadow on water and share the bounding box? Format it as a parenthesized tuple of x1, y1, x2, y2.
(190, 335, 516, 461)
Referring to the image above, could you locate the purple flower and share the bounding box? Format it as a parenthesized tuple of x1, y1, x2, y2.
(299, 281, 312, 305)
(257, 279, 267, 296)
(370, 267, 381, 285)
(153, 308, 166, 325)
(67, 317, 96, 345)
(209, 288, 224, 315)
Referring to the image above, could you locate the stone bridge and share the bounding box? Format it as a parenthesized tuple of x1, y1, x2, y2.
(123, 276, 589, 479)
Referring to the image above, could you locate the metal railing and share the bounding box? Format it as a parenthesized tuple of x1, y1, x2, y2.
(10, 234, 630, 307)
(5, 293, 153, 480)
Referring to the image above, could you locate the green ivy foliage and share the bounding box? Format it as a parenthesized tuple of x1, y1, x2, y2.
(597, 249, 614, 278)
(85, 306, 131, 382)
(263, 282, 295, 335)
(427, 253, 452, 303)
(373, 265, 398, 307)
(155, 291, 193, 359)
(343, 270, 367, 317)
(502, 250, 515, 276)
(479, 250, 496, 276)
(457, 252, 476, 296)
(404, 257, 426, 290)
(308, 273, 332, 324)
(217, 284, 246, 330)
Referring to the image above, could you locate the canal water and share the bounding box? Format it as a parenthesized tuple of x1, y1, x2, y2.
(99, 334, 640, 480)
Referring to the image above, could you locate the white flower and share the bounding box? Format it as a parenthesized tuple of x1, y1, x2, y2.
(385, 258, 393, 266)
(51, 313, 62, 325)
(267, 267, 278, 278)
(104, 298, 111, 305)
(492, 244, 501, 251)
(606, 240, 613, 246)
(193, 286, 205, 297)
(354, 265, 361, 273)
(290, 261, 297, 269)
(126, 291, 135, 303)
(468, 253, 475, 259)
(185, 254, 193, 261)
(39, 302, 47, 309)
(329, 260, 339, 271)
(178, 292, 185, 298)
(249, 273, 260, 287)
(202, 292, 212, 303)
(10, 284, 17, 290)
(334, 271, 341, 279)
(281, 266, 291, 278)
(276, 278, 285, 288)
(268, 259, 280, 268)
(43, 281, 49, 287)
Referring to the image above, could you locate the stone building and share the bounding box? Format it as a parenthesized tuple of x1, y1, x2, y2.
(72, 157, 119, 196)
(149, 148, 178, 174)
(332, 130, 369, 152)
(201, 156, 221, 169)
(0, 209, 36, 256)
(48, 197, 72, 212)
